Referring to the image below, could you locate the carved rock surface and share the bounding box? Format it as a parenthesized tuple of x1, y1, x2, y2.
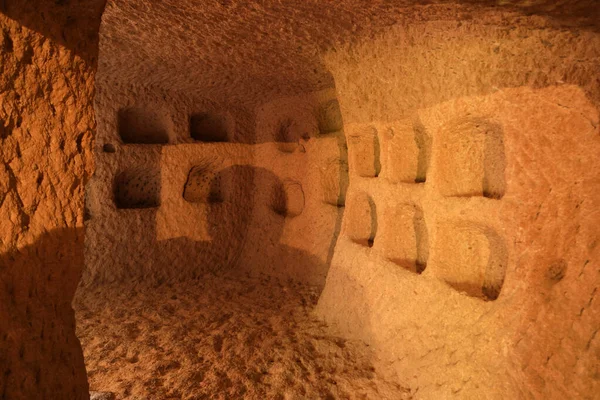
(0, 1, 105, 399)
(2, 1, 599, 400)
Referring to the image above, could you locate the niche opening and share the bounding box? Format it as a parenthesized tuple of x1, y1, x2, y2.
(317, 99, 343, 134)
(275, 118, 305, 153)
(437, 118, 506, 199)
(320, 158, 349, 207)
(348, 126, 381, 178)
(114, 167, 161, 209)
(190, 113, 230, 142)
(183, 164, 225, 203)
(118, 107, 169, 144)
(270, 180, 305, 218)
(346, 193, 377, 247)
(103, 143, 116, 153)
(385, 204, 429, 274)
(435, 222, 507, 301)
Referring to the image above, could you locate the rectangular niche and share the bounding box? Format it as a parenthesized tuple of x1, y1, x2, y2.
(320, 157, 349, 207)
(274, 117, 302, 153)
(433, 221, 507, 301)
(270, 180, 305, 218)
(384, 203, 429, 274)
(114, 167, 161, 209)
(183, 164, 226, 203)
(118, 107, 170, 144)
(383, 119, 431, 184)
(436, 117, 506, 199)
(345, 192, 377, 247)
(316, 99, 344, 134)
(348, 125, 381, 178)
(189, 112, 231, 143)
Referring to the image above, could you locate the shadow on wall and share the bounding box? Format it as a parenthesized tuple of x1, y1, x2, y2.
(256, 95, 348, 271)
(192, 164, 332, 289)
(246, 166, 332, 288)
(86, 161, 252, 284)
(0, 228, 89, 400)
(86, 165, 327, 288)
(0, 0, 107, 65)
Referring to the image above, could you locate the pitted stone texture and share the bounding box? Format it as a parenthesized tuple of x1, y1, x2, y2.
(317, 17, 600, 398)
(241, 91, 347, 287)
(85, 83, 345, 287)
(327, 18, 600, 125)
(0, 1, 104, 398)
(83, 83, 257, 285)
(97, 1, 600, 107)
(318, 85, 600, 399)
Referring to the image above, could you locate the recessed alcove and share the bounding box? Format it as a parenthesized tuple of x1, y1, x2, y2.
(102, 143, 116, 153)
(4, 1, 594, 400)
(413, 119, 431, 184)
(384, 203, 429, 274)
(114, 167, 161, 209)
(118, 107, 170, 144)
(320, 158, 349, 207)
(274, 117, 301, 153)
(183, 164, 225, 203)
(346, 192, 377, 247)
(189, 113, 230, 142)
(437, 118, 506, 199)
(316, 99, 343, 134)
(270, 180, 304, 217)
(433, 221, 507, 301)
(348, 125, 381, 178)
(384, 120, 431, 184)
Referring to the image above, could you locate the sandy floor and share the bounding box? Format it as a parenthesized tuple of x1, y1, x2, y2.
(74, 273, 411, 399)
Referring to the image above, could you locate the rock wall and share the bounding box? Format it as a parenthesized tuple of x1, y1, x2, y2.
(83, 82, 256, 285)
(316, 14, 600, 399)
(90, 0, 600, 107)
(3, 1, 597, 399)
(237, 91, 347, 286)
(84, 78, 347, 287)
(0, 1, 104, 399)
(86, 3, 600, 397)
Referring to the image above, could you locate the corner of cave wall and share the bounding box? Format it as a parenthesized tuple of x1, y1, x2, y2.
(317, 19, 600, 399)
(235, 89, 347, 287)
(85, 80, 347, 288)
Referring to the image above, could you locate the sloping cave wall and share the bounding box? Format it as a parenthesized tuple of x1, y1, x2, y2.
(0, 1, 105, 399)
(316, 10, 600, 399)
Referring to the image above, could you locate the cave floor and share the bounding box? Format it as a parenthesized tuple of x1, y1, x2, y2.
(74, 273, 410, 400)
